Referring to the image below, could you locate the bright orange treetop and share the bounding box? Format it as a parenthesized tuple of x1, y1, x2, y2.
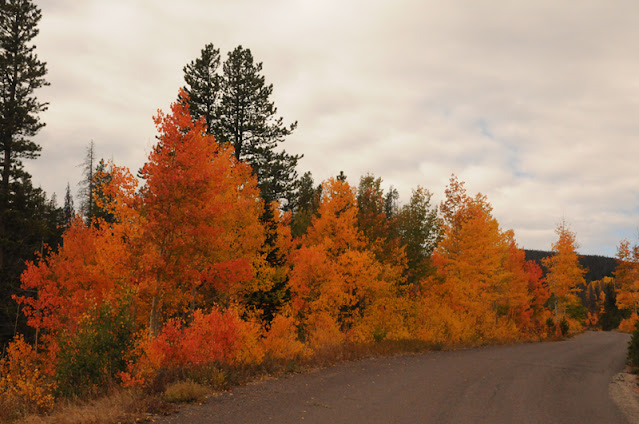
(137, 90, 264, 335)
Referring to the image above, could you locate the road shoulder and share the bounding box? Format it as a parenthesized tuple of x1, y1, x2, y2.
(610, 368, 639, 423)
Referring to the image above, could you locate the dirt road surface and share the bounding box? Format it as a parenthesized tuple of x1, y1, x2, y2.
(155, 331, 633, 424)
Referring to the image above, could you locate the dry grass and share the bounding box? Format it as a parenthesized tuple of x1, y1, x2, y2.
(163, 380, 209, 404)
(18, 390, 148, 424)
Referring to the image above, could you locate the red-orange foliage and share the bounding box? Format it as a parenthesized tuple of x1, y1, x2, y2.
(144, 308, 244, 367)
(524, 259, 551, 333)
(17, 216, 133, 334)
(16, 92, 266, 386)
(136, 90, 264, 334)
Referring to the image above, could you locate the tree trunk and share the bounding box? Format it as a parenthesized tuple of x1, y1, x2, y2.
(149, 294, 160, 337)
(0, 145, 11, 270)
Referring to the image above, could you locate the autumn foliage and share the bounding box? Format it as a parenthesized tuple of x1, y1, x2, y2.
(3, 91, 599, 417)
(615, 239, 639, 331)
(542, 221, 585, 319)
(425, 176, 538, 343)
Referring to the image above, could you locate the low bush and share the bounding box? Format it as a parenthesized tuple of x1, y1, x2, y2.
(55, 300, 135, 398)
(627, 319, 639, 369)
(0, 335, 55, 419)
(164, 380, 209, 403)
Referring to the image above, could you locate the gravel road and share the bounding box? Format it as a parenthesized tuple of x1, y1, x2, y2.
(155, 331, 632, 424)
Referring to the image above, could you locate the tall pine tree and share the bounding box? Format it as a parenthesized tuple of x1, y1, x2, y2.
(0, 0, 48, 269)
(183, 43, 221, 137)
(63, 182, 74, 227)
(183, 44, 300, 208)
(291, 171, 321, 238)
(0, 0, 57, 347)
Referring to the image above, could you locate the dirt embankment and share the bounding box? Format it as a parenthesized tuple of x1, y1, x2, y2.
(610, 368, 639, 423)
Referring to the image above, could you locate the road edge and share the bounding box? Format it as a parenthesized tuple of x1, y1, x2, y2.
(610, 370, 639, 423)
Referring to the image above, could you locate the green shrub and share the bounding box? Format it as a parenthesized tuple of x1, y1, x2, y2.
(55, 299, 135, 397)
(559, 318, 569, 336)
(628, 320, 639, 369)
(546, 317, 554, 332)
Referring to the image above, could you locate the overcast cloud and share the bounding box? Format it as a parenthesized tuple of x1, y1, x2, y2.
(23, 0, 639, 256)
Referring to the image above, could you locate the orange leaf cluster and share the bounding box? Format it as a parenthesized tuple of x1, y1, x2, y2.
(0, 335, 55, 414)
(615, 239, 639, 316)
(143, 308, 244, 368)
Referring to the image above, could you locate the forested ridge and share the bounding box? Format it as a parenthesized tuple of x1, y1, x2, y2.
(525, 250, 618, 283)
(2, 1, 639, 422)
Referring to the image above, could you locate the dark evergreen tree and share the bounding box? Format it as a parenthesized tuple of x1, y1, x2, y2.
(599, 280, 629, 331)
(291, 171, 321, 238)
(0, 0, 57, 348)
(63, 182, 74, 227)
(183, 44, 300, 208)
(182, 43, 221, 135)
(217, 45, 300, 207)
(357, 174, 388, 245)
(1, 173, 62, 346)
(396, 187, 440, 287)
(91, 159, 116, 224)
(0, 0, 48, 269)
(384, 186, 400, 220)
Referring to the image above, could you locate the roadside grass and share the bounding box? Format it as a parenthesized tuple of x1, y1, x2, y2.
(17, 389, 152, 424)
(164, 381, 209, 404)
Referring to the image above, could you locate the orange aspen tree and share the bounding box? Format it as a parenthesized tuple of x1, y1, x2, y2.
(542, 220, 585, 320)
(16, 164, 138, 336)
(137, 90, 264, 335)
(615, 240, 639, 315)
(288, 178, 391, 347)
(524, 259, 551, 333)
(429, 175, 532, 341)
(500, 234, 534, 330)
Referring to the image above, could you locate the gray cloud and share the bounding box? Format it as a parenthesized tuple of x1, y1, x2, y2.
(24, 0, 639, 256)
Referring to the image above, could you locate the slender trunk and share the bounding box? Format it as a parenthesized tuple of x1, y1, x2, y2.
(190, 284, 197, 319)
(13, 302, 20, 336)
(0, 145, 10, 270)
(149, 294, 160, 337)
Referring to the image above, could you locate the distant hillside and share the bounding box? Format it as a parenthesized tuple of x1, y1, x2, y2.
(524, 249, 617, 282)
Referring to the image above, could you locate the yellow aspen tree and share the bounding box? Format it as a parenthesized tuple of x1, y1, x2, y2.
(542, 220, 586, 320)
(615, 240, 639, 315)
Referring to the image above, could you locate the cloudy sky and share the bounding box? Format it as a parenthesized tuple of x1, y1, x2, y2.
(25, 1, 639, 256)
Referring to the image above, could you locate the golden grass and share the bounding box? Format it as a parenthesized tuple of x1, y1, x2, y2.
(18, 390, 147, 424)
(163, 380, 209, 404)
